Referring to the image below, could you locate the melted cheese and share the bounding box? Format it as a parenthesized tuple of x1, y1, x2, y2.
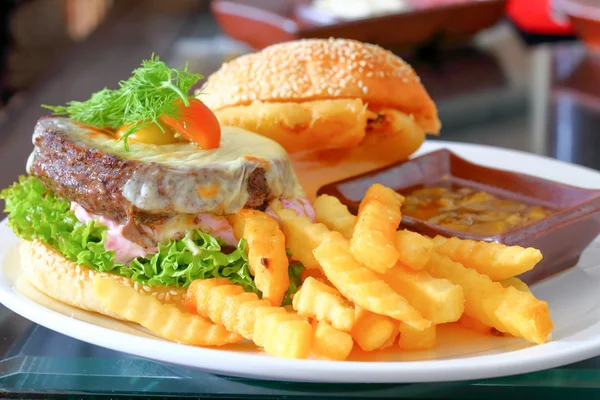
(30, 118, 305, 215)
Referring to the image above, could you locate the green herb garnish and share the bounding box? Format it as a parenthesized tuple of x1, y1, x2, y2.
(42, 55, 203, 149)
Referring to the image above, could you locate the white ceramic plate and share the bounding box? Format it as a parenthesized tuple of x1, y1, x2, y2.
(2, 141, 600, 383)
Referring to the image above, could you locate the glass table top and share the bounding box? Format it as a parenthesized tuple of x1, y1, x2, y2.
(2, 323, 600, 399)
(3, 4, 600, 399)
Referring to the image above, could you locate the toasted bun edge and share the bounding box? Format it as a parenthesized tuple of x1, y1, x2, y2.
(19, 240, 187, 319)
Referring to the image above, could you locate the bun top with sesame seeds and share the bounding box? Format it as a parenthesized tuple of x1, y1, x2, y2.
(201, 38, 441, 134)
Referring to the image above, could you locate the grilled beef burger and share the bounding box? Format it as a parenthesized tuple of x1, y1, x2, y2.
(1, 57, 311, 321)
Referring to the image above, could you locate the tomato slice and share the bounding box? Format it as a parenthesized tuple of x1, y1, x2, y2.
(160, 98, 221, 149)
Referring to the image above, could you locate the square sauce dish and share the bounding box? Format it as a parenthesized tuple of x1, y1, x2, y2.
(318, 149, 600, 284)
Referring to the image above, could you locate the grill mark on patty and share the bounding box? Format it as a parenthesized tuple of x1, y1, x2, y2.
(28, 123, 272, 247)
(31, 128, 137, 221)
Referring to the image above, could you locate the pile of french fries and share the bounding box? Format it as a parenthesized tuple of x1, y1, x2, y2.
(92, 183, 553, 361)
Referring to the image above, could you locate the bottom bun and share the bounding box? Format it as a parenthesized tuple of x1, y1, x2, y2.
(290, 124, 425, 200)
(19, 240, 187, 319)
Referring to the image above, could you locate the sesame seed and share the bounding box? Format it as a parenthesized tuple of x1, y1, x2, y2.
(165, 293, 171, 302)
(143, 285, 151, 292)
(170, 290, 177, 295)
(75, 266, 81, 274)
(158, 293, 165, 301)
(151, 292, 158, 297)
(88, 270, 95, 280)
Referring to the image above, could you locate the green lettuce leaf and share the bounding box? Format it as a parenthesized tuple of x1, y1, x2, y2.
(1, 176, 119, 274)
(1, 176, 303, 296)
(124, 232, 257, 293)
(282, 261, 304, 306)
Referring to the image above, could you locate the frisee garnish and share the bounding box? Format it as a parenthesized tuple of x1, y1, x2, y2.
(42, 54, 203, 150)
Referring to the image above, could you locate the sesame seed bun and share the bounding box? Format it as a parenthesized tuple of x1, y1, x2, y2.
(200, 38, 440, 199)
(201, 38, 440, 134)
(19, 239, 187, 319)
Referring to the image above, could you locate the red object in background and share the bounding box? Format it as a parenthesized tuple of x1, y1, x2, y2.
(558, 0, 600, 50)
(507, 0, 573, 35)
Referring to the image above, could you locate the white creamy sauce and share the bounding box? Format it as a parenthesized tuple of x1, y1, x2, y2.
(31, 118, 305, 215)
(71, 202, 150, 263)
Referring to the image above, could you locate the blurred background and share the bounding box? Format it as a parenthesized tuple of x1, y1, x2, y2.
(0, 0, 599, 193)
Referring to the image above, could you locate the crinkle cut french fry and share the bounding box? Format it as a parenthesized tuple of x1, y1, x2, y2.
(382, 263, 464, 324)
(232, 209, 289, 306)
(92, 276, 240, 346)
(350, 184, 403, 273)
(314, 232, 430, 330)
(275, 208, 329, 270)
(457, 314, 500, 336)
(432, 236, 542, 281)
(187, 278, 266, 339)
(300, 268, 330, 285)
(500, 277, 531, 293)
(254, 309, 312, 359)
(351, 306, 397, 351)
(314, 194, 434, 271)
(425, 253, 553, 344)
(187, 278, 312, 358)
(292, 277, 355, 332)
(398, 322, 436, 351)
(313, 195, 356, 240)
(395, 230, 434, 271)
(310, 321, 354, 361)
(380, 324, 400, 350)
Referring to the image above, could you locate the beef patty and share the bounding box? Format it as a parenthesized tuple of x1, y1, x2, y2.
(26, 118, 301, 247)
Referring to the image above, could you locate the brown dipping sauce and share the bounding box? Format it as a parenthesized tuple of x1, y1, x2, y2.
(402, 186, 554, 235)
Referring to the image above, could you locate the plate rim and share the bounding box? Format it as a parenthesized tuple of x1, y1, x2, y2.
(2, 141, 600, 383)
